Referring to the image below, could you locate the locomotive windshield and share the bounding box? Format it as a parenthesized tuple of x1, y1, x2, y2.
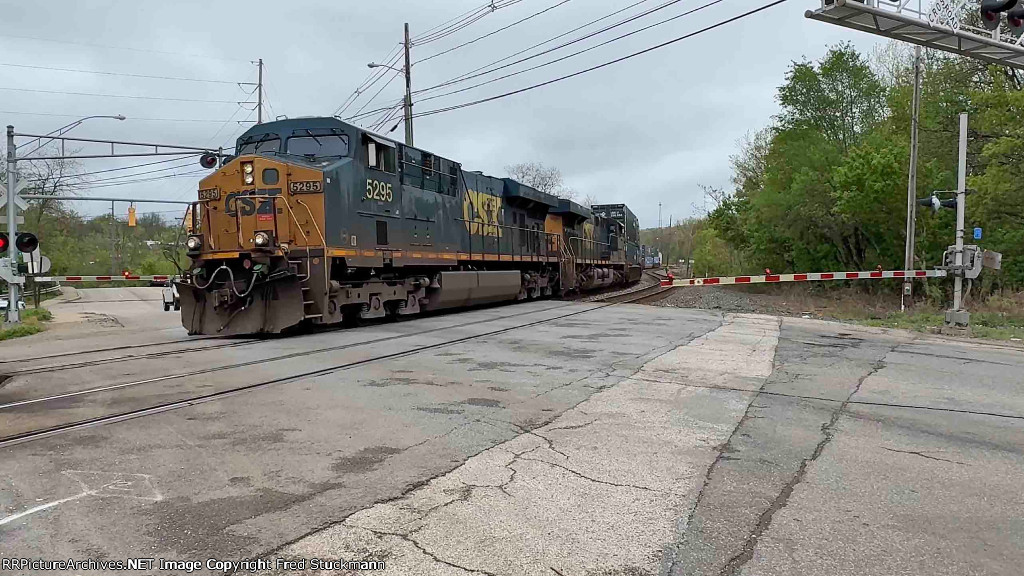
(287, 134, 349, 158)
(237, 134, 281, 155)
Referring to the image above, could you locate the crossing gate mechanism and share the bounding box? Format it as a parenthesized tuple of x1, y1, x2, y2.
(32, 275, 173, 282)
(660, 269, 947, 287)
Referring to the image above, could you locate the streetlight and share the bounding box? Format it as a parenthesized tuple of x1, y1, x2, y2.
(367, 23, 414, 147)
(21, 114, 127, 157)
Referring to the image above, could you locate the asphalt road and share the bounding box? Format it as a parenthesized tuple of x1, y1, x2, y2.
(0, 292, 1021, 575)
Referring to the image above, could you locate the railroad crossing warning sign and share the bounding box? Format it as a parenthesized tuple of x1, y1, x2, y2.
(0, 179, 29, 211)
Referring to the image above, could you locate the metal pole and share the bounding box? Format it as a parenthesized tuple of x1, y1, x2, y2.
(110, 201, 116, 276)
(953, 112, 967, 311)
(403, 23, 414, 147)
(902, 46, 922, 312)
(6, 125, 20, 323)
(257, 58, 264, 124)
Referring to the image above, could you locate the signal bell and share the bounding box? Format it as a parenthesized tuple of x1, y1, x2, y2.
(200, 153, 219, 169)
(14, 232, 38, 253)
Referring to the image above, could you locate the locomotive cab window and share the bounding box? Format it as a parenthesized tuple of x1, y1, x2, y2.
(365, 134, 396, 173)
(287, 134, 348, 158)
(237, 135, 281, 155)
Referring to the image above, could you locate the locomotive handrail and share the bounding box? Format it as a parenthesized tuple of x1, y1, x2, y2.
(293, 197, 331, 296)
(455, 218, 559, 263)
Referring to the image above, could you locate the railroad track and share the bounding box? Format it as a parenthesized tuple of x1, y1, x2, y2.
(0, 300, 620, 448)
(597, 281, 677, 305)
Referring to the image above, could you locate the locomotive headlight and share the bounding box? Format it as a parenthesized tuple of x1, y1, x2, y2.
(254, 231, 271, 247)
(242, 162, 254, 185)
(243, 162, 254, 174)
(244, 173, 255, 185)
(186, 235, 203, 251)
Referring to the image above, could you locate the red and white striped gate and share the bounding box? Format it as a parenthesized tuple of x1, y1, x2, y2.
(661, 269, 946, 287)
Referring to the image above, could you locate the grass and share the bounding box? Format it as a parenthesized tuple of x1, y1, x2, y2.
(858, 309, 1024, 341)
(0, 306, 53, 341)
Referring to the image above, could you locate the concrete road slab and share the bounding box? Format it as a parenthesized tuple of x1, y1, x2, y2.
(253, 314, 781, 575)
(0, 302, 723, 574)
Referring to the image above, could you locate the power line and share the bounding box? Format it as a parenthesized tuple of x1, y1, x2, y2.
(0, 32, 250, 62)
(415, 0, 572, 64)
(345, 69, 403, 122)
(0, 110, 240, 122)
(0, 86, 240, 103)
(413, 0, 527, 45)
(0, 61, 241, 84)
(65, 169, 211, 190)
(418, 0, 724, 105)
(24, 155, 203, 182)
(411, 0, 789, 119)
(333, 49, 404, 117)
(415, 0, 682, 96)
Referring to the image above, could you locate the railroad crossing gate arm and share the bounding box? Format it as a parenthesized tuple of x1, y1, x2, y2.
(662, 270, 947, 287)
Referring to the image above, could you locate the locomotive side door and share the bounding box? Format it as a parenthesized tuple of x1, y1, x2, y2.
(362, 134, 401, 252)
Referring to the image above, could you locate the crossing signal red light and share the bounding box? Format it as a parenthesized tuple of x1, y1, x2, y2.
(14, 232, 38, 253)
(981, 0, 1018, 29)
(0, 233, 8, 254)
(200, 153, 218, 169)
(1009, 5, 1024, 35)
(123, 269, 131, 278)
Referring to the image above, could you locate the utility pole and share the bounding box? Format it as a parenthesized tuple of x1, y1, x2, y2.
(257, 58, 264, 124)
(5, 125, 20, 323)
(403, 23, 414, 146)
(902, 46, 923, 312)
(110, 201, 117, 275)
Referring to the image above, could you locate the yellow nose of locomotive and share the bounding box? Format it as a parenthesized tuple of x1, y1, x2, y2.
(188, 156, 325, 258)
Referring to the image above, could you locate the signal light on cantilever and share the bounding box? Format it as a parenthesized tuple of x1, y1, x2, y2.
(200, 153, 219, 169)
(981, 0, 1018, 30)
(14, 232, 38, 253)
(1009, 4, 1024, 36)
(0, 232, 8, 254)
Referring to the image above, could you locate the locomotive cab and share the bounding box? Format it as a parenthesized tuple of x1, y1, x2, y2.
(178, 120, 351, 334)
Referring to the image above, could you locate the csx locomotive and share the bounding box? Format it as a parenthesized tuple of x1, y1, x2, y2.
(177, 117, 641, 335)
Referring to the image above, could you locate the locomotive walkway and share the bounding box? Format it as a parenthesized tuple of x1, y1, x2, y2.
(0, 294, 1021, 575)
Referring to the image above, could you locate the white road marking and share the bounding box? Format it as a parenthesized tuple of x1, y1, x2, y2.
(0, 471, 162, 527)
(0, 491, 92, 526)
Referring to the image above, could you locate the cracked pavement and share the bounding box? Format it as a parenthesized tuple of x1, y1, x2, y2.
(3, 300, 1023, 575)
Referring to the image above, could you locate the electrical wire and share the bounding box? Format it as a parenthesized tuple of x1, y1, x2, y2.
(0, 86, 240, 103)
(415, 0, 572, 64)
(0, 110, 245, 122)
(344, 69, 403, 122)
(334, 48, 404, 116)
(414, 1, 527, 45)
(23, 154, 204, 182)
(417, 0, 725, 105)
(63, 170, 211, 190)
(333, 0, 526, 116)
(0, 32, 250, 62)
(410, 0, 789, 119)
(0, 61, 241, 84)
(415, 0, 684, 96)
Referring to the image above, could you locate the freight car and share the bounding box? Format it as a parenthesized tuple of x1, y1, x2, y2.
(177, 116, 641, 335)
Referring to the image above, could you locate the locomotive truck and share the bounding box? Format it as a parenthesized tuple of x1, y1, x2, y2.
(177, 117, 641, 335)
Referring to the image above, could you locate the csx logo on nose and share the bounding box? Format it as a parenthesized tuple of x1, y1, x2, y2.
(224, 189, 281, 216)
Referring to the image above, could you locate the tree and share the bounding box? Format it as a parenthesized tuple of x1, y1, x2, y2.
(505, 162, 577, 200)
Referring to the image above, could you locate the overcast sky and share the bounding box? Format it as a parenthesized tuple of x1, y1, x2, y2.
(1, 0, 886, 227)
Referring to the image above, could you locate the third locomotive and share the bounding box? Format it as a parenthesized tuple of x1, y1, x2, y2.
(177, 116, 642, 335)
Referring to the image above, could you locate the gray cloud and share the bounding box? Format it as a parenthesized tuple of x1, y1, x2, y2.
(2, 0, 884, 225)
